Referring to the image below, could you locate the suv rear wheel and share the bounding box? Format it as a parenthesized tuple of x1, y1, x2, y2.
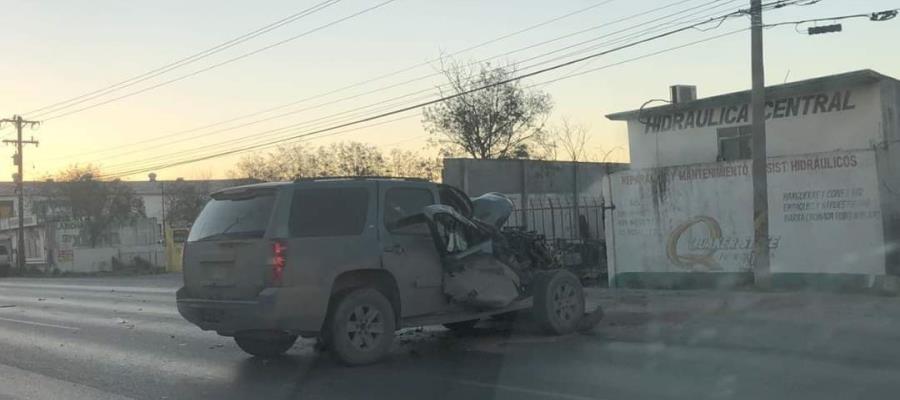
(328, 287, 396, 366)
(234, 331, 298, 358)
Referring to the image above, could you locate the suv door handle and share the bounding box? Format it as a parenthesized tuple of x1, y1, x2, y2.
(383, 245, 406, 255)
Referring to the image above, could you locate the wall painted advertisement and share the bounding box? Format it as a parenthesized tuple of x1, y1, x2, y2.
(604, 149, 885, 278)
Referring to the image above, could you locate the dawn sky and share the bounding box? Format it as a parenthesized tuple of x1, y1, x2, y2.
(1, 0, 897, 180)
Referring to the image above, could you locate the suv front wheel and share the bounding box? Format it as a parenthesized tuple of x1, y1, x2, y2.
(327, 287, 396, 366)
(532, 270, 585, 335)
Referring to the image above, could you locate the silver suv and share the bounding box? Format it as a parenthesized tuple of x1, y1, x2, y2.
(177, 177, 585, 365)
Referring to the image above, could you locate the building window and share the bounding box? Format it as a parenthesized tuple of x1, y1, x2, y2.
(717, 125, 752, 161)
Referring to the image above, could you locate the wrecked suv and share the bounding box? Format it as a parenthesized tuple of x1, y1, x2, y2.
(177, 177, 585, 365)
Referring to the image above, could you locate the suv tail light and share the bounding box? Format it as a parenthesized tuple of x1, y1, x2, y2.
(272, 240, 287, 285)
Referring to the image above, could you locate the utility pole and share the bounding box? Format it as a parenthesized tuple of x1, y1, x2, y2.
(750, 0, 771, 287)
(1, 116, 40, 273)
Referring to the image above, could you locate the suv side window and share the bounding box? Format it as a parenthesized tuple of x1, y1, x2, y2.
(383, 187, 434, 235)
(290, 187, 369, 237)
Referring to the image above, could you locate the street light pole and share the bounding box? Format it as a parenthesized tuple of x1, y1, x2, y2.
(750, 0, 771, 287)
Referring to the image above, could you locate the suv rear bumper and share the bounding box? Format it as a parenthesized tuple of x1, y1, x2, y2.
(176, 286, 328, 336)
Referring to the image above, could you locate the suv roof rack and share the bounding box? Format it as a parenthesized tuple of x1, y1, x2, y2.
(292, 176, 431, 183)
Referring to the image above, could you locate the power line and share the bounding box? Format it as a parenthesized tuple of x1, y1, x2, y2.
(101, 30, 744, 179)
(98, 91, 437, 172)
(54, 0, 728, 164)
(41, 0, 634, 160)
(99, 10, 754, 179)
(98, 1, 751, 176)
(95, 1, 842, 179)
(94, 0, 743, 172)
(159, 30, 748, 169)
(31, 0, 398, 122)
(22, 0, 342, 118)
(101, 0, 739, 167)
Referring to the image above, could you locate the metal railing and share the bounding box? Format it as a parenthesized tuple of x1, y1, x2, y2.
(506, 196, 606, 241)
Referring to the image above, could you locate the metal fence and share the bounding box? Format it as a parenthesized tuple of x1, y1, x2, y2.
(506, 196, 606, 241)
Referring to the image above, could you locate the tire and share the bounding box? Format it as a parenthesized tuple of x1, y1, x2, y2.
(443, 319, 479, 331)
(234, 332, 298, 358)
(532, 270, 585, 335)
(328, 287, 396, 366)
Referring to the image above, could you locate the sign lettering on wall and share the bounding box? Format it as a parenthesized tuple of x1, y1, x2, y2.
(643, 91, 856, 133)
(606, 150, 884, 275)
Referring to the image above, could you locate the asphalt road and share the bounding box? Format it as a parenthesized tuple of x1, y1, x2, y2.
(0, 274, 899, 400)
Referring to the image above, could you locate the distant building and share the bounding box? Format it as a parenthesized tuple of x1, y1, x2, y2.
(0, 178, 245, 272)
(0, 178, 245, 231)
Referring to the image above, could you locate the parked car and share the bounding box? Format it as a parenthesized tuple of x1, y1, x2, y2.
(176, 177, 585, 365)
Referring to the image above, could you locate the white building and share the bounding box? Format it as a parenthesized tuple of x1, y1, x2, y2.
(0, 178, 245, 272)
(603, 70, 900, 290)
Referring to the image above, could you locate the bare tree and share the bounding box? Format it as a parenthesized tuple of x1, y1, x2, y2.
(231, 141, 441, 181)
(231, 144, 315, 181)
(555, 117, 590, 162)
(423, 60, 552, 159)
(385, 149, 442, 181)
(325, 142, 385, 176)
(193, 168, 214, 181)
(165, 180, 210, 227)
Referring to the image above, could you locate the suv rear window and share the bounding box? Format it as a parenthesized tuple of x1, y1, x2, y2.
(187, 192, 275, 242)
(290, 187, 369, 237)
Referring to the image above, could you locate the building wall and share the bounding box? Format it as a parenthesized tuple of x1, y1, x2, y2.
(442, 158, 627, 197)
(56, 247, 118, 273)
(53, 218, 164, 273)
(625, 82, 884, 168)
(604, 149, 886, 289)
(877, 79, 900, 276)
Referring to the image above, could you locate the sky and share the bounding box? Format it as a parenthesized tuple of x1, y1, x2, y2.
(1, 0, 898, 181)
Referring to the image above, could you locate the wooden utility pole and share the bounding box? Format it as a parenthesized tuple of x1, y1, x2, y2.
(1, 116, 40, 273)
(750, 0, 771, 287)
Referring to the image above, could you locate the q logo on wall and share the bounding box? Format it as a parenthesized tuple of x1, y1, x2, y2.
(666, 216, 722, 271)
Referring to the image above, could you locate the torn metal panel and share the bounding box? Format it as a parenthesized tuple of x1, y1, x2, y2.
(443, 254, 521, 309)
(420, 203, 558, 310)
(422, 205, 490, 255)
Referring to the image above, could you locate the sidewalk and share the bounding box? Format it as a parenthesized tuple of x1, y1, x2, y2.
(584, 287, 900, 367)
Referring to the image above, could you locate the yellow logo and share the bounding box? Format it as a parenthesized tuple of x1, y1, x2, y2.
(666, 216, 722, 271)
